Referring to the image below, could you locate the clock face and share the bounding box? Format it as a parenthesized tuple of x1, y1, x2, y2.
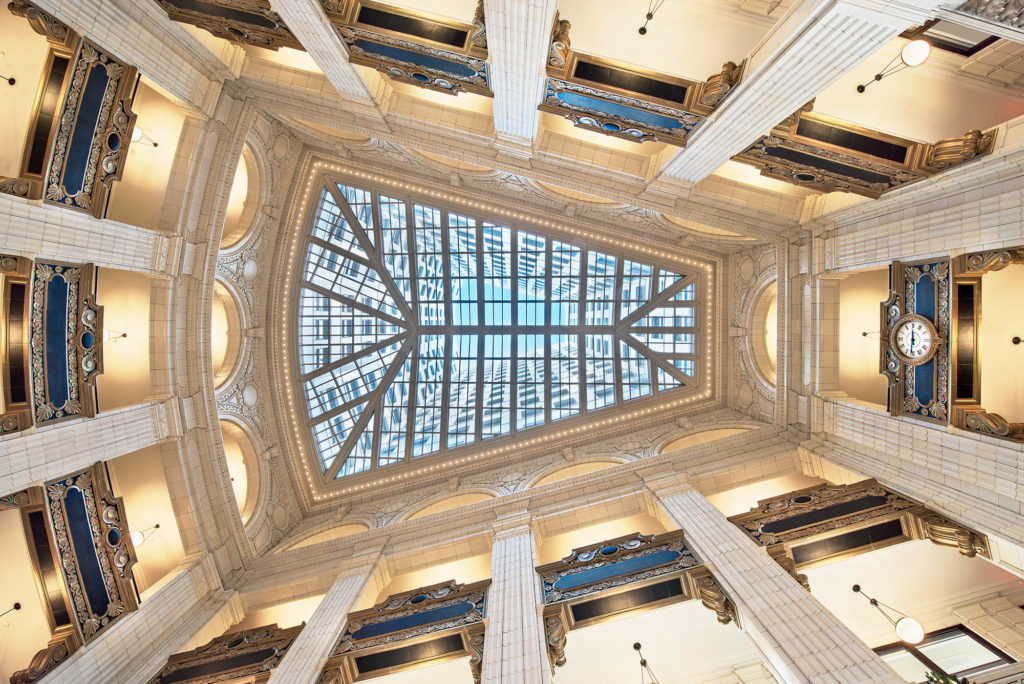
(895, 319, 932, 360)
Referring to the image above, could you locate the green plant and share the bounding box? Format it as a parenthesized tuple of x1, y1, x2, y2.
(926, 672, 971, 684)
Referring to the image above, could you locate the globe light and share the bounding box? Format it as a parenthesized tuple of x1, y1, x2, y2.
(895, 616, 925, 644)
(131, 127, 143, 143)
(900, 40, 931, 68)
(130, 530, 144, 546)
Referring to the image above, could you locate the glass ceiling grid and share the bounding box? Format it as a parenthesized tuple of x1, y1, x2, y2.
(299, 180, 705, 479)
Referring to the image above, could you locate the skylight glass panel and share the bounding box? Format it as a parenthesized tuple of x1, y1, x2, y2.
(517, 232, 546, 325)
(414, 204, 445, 326)
(621, 340, 652, 400)
(517, 334, 545, 429)
(585, 251, 616, 325)
(482, 224, 512, 325)
(448, 334, 478, 448)
(633, 306, 695, 329)
(379, 351, 412, 466)
(337, 184, 374, 237)
(312, 188, 367, 258)
(551, 241, 581, 326)
(412, 334, 445, 457)
(585, 334, 616, 410)
(298, 181, 705, 479)
(481, 334, 512, 438)
(551, 334, 580, 420)
(449, 213, 478, 325)
(621, 260, 653, 317)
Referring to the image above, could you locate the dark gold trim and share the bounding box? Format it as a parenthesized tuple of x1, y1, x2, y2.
(150, 623, 304, 684)
(325, 579, 488, 683)
(324, 0, 487, 57)
(555, 51, 709, 115)
(950, 247, 1024, 443)
(728, 479, 991, 568)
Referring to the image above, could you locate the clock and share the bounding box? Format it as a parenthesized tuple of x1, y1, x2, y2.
(889, 313, 941, 366)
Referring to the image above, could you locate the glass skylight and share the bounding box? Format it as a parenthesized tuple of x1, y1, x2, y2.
(299, 181, 701, 479)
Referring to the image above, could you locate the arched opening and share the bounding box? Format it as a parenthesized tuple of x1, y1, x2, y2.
(660, 427, 754, 453)
(220, 145, 260, 249)
(838, 268, 890, 406)
(750, 282, 778, 386)
(978, 265, 1024, 422)
(220, 420, 259, 524)
(406, 492, 495, 520)
(95, 267, 155, 411)
(531, 460, 622, 488)
(284, 523, 369, 551)
(107, 445, 187, 595)
(211, 280, 244, 389)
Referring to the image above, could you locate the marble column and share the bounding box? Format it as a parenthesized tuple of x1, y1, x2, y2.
(0, 194, 180, 275)
(653, 0, 940, 186)
(268, 549, 387, 683)
(483, 0, 558, 154)
(43, 553, 238, 683)
(0, 398, 179, 497)
(480, 508, 551, 683)
(644, 473, 903, 683)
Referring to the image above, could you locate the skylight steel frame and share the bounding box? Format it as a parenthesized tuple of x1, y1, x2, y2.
(297, 177, 707, 480)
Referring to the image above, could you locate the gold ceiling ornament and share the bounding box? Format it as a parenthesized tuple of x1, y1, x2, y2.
(734, 106, 997, 198)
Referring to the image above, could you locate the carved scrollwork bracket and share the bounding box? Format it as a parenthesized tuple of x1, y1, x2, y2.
(10, 626, 83, 684)
(920, 513, 990, 558)
(542, 605, 568, 670)
(693, 571, 737, 626)
(768, 546, 810, 591)
(467, 631, 485, 684)
(548, 14, 571, 70)
(925, 129, 996, 171)
(469, 0, 486, 50)
(7, 0, 78, 49)
(700, 61, 741, 108)
(963, 248, 1024, 275)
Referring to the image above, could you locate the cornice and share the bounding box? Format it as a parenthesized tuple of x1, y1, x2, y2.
(234, 69, 803, 240)
(231, 425, 794, 592)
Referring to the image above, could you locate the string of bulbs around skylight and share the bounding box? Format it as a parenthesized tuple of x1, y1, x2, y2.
(298, 182, 704, 479)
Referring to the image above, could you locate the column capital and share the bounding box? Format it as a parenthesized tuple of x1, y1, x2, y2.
(490, 501, 534, 539)
(635, 465, 692, 497)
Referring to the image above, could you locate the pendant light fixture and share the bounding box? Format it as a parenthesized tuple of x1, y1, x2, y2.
(130, 523, 160, 547)
(857, 40, 931, 93)
(852, 584, 925, 644)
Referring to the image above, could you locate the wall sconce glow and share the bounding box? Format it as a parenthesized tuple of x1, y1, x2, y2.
(852, 584, 925, 644)
(130, 523, 160, 547)
(857, 40, 931, 93)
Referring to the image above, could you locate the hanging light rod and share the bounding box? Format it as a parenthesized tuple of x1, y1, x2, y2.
(852, 584, 925, 643)
(633, 642, 661, 683)
(857, 40, 931, 92)
(0, 603, 21, 619)
(638, 0, 667, 35)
